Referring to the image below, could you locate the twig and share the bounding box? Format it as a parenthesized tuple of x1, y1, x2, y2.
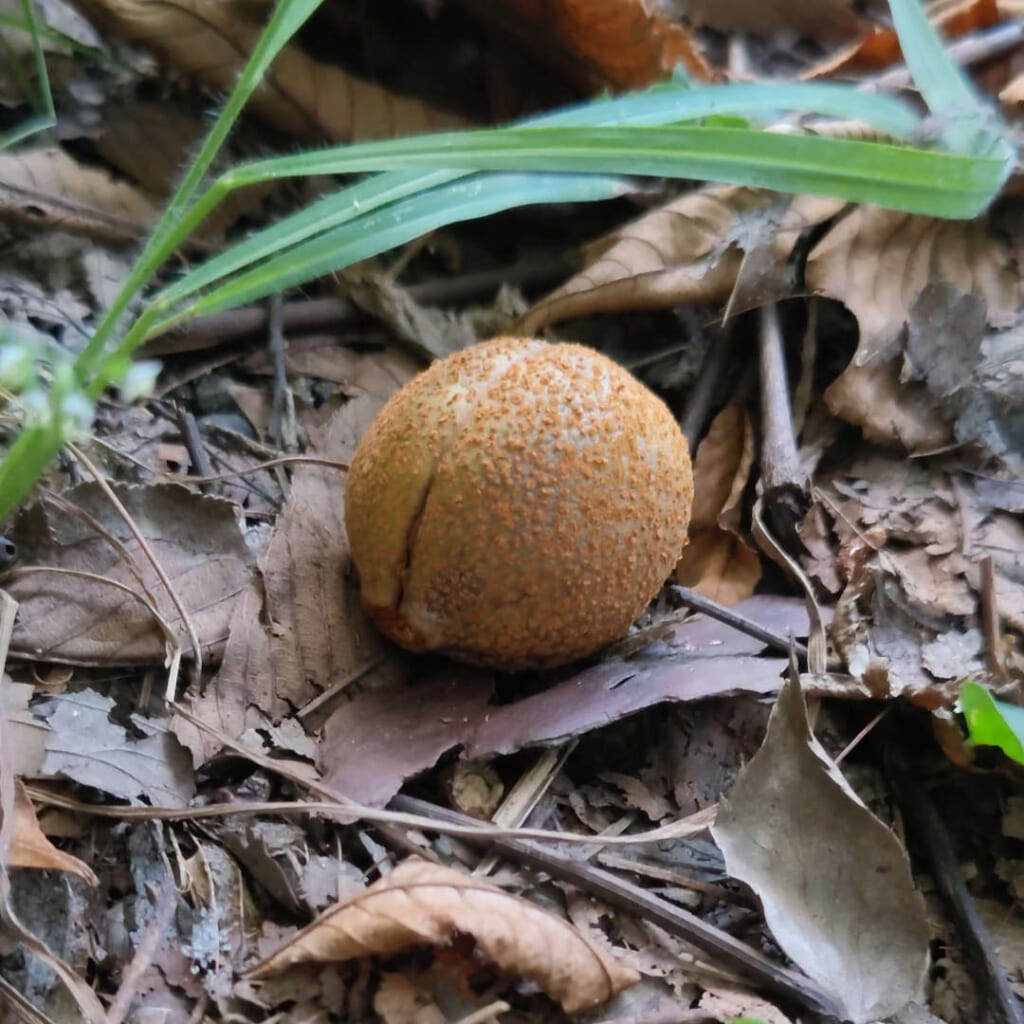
(106, 885, 178, 1024)
(757, 304, 809, 555)
(450, 1000, 510, 1024)
(596, 852, 752, 906)
(865, 21, 1024, 92)
(390, 795, 842, 1019)
(980, 556, 1008, 680)
(887, 752, 1024, 1024)
(0, 972, 59, 1024)
(174, 403, 214, 494)
(473, 742, 576, 877)
(669, 583, 810, 662)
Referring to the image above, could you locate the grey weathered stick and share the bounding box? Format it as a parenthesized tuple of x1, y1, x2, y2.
(887, 753, 1024, 1024)
(670, 583, 810, 662)
(758, 303, 805, 495)
(390, 794, 843, 1019)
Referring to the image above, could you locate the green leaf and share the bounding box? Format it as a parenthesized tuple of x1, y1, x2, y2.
(960, 680, 1024, 765)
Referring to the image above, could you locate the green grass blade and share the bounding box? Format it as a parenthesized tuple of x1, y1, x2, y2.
(201, 125, 1006, 216)
(888, 0, 1012, 158)
(960, 680, 1024, 765)
(72, 0, 324, 379)
(149, 172, 629, 332)
(20, 0, 54, 127)
(154, 81, 923, 309)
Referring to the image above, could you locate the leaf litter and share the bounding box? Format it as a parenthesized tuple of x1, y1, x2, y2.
(3, 0, 1024, 1020)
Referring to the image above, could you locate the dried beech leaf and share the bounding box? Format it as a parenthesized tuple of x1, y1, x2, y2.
(807, 207, 1019, 358)
(670, 0, 858, 39)
(5, 778, 98, 885)
(712, 675, 929, 1022)
(674, 405, 760, 604)
(95, 102, 274, 238)
(809, 206, 1020, 449)
(0, 147, 158, 243)
(824, 360, 953, 450)
(248, 858, 639, 1013)
(74, 0, 462, 140)
(519, 187, 827, 334)
(673, 533, 761, 605)
(478, 0, 711, 87)
(6, 482, 253, 665)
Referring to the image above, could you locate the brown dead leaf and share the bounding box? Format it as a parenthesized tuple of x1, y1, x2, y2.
(4, 482, 253, 666)
(321, 596, 809, 805)
(73, 0, 463, 141)
(2, 678, 48, 777)
(518, 186, 799, 334)
(808, 206, 1020, 449)
(0, 147, 158, 244)
(258, 397, 403, 713)
(671, 0, 858, 38)
(806, 0, 1000, 78)
(808, 207, 1019, 358)
(248, 858, 639, 1013)
(712, 675, 930, 1022)
(95, 102, 274, 238)
(475, 0, 711, 87)
(40, 689, 195, 806)
(177, 356, 418, 761)
(673, 405, 761, 604)
(4, 778, 98, 884)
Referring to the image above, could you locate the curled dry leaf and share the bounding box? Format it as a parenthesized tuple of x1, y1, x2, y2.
(806, 205, 1020, 449)
(518, 186, 789, 334)
(673, 405, 761, 604)
(73, 0, 462, 141)
(0, 147, 158, 244)
(712, 675, 929, 1023)
(248, 858, 640, 1014)
(519, 187, 842, 334)
(4, 778, 98, 885)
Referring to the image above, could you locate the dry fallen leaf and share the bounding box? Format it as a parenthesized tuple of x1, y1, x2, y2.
(519, 186, 793, 334)
(674, 405, 761, 604)
(248, 858, 640, 1013)
(40, 689, 195, 806)
(807, 205, 1020, 449)
(5, 482, 253, 666)
(321, 596, 808, 805)
(95, 101, 275, 239)
(73, 0, 463, 141)
(2, 677, 48, 777)
(712, 674, 930, 1022)
(0, 147, 158, 244)
(4, 778, 98, 884)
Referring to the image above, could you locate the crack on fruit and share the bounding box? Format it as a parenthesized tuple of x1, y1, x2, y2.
(393, 341, 544, 615)
(393, 471, 434, 613)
